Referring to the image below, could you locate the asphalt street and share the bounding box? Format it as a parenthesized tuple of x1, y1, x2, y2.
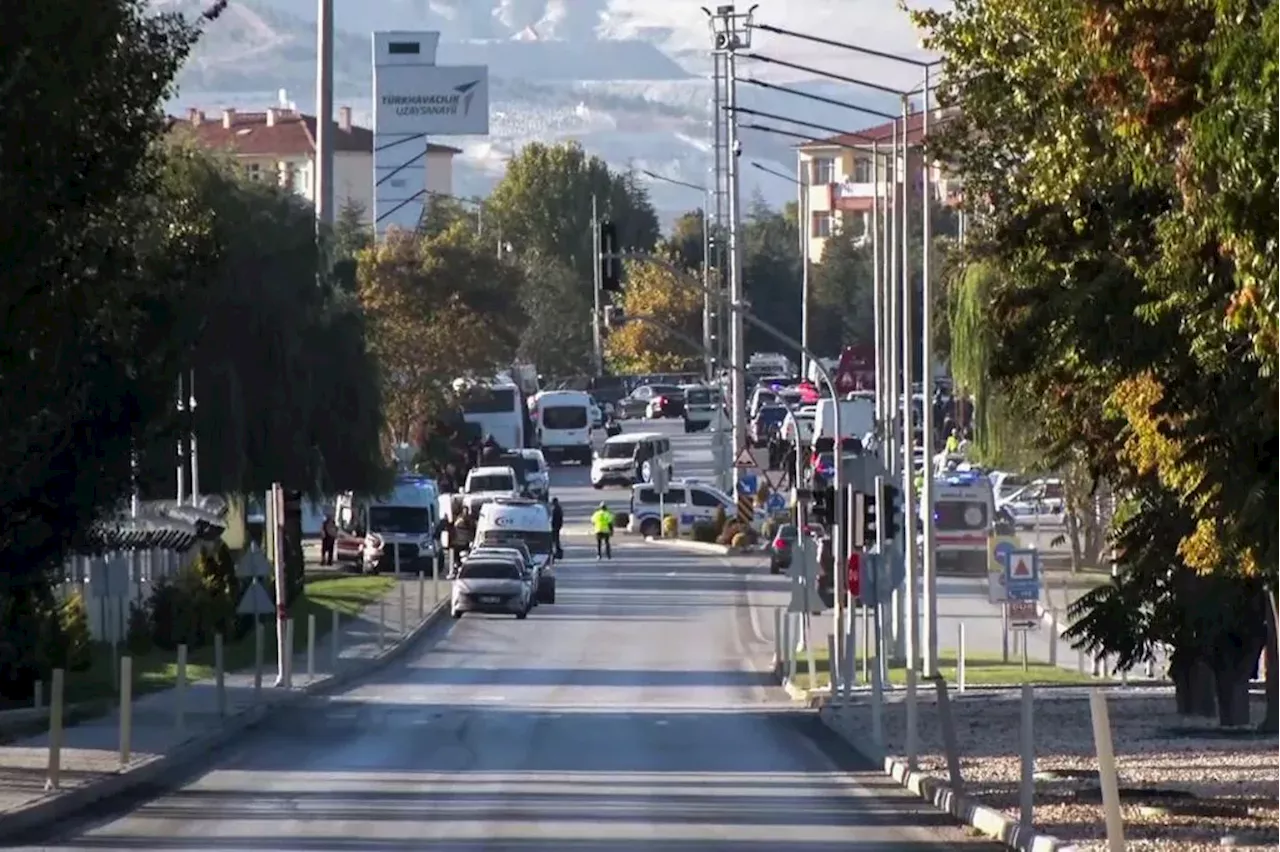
(18, 420, 1000, 851)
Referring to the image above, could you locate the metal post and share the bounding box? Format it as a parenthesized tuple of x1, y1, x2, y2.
(119, 656, 132, 766)
(306, 614, 316, 682)
(45, 669, 64, 791)
(1020, 684, 1035, 828)
(418, 569, 426, 620)
(905, 666, 919, 770)
(253, 620, 263, 700)
(378, 600, 386, 650)
(958, 623, 967, 692)
(871, 140, 884, 439)
(796, 154, 810, 378)
(1089, 690, 1127, 851)
(725, 46, 748, 480)
(188, 371, 199, 504)
(900, 94, 919, 679)
(271, 484, 288, 687)
(314, 0, 334, 229)
(175, 375, 186, 503)
(591, 193, 603, 376)
(394, 542, 402, 577)
(885, 121, 899, 478)
(214, 633, 226, 717)
(175, 644, 187, 734)
(701, 193, 713, 380)
(711, 51, 726, 372)
(399, 580, 407, 635)
(331, 608, 340, 668)
(284, 618, 294, 688)
(920, 69, 938, 678)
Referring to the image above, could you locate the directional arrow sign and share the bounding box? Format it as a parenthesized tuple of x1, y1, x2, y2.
(236, 579, 275, 616)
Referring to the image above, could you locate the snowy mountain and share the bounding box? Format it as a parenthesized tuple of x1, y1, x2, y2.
(155, 0, 931, 222)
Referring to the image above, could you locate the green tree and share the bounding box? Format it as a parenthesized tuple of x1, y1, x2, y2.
(486, 142, 661, 285)
(329, 198, 371, 294)
(662, 210, 711, 273)
(604, 260, 703, 374)
(741, 198, 803, 357)
(516, 251, 595, 377)
(809, 227, 874, 357)
(0, 0, 222, 699)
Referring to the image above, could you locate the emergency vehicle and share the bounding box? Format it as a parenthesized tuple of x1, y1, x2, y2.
(926, 470, 996, 575)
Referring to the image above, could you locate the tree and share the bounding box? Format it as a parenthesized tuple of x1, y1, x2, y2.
(151, 144, 388, 498)
(358, 224, 524, 447)
(0, 0, 223, 698)
(741, 198, 803, 357)
(486, 142, 661, 285)
(916, 0, 1278, 725)
(515, 251, 595, 377)
(662, 210, 709, 273)
(329, 198, 371, 294)
(604, 260, 703, 374)
(809, 227, 875, 357)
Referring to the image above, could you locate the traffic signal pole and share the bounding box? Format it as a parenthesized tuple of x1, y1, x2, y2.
(591, 194, 604, 376)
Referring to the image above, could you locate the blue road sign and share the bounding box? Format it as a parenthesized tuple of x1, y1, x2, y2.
(766, 491, 786, 514)
(993, 540, 1018, 569)
(1004, 549, 1041, 601)
(738, 472, 759, 496)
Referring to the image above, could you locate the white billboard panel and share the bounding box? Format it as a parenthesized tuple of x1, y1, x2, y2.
(373, 65, 490, 136)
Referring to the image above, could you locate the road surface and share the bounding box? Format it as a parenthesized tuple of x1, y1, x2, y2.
(20, 419, 998, 851)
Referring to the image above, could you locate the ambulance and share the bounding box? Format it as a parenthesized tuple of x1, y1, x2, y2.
(926, 470, 996, 575)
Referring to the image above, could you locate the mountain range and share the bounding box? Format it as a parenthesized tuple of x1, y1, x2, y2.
(154, 0, 931, 222)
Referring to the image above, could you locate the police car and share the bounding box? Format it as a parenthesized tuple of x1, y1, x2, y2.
(626, 478, 761, 538)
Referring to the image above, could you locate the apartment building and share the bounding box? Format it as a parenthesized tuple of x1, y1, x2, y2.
(169, 103, 461, 223)
(797, 110, 960, 262)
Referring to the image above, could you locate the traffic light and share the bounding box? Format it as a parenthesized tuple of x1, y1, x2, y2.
(811, 485, 835, 526)
(599, 219, 622, 292)
(880, 480, 903, 542)
(849, 489, 876, 549)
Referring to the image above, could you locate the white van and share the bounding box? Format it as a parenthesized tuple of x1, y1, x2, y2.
(591, 431, 673, 489)
(814, 397, 875, 445)
(681, 384, 722, 433)
(475, 498, 557, 603)
(334, 475, 439, 574)
(626, 479, 743, 537)
(531, 389, 593, 464)
(462, 465, 522, 512)
(928, 470, 996, 575)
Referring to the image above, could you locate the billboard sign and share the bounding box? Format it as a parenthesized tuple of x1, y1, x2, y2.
(373, 64, 491, 136)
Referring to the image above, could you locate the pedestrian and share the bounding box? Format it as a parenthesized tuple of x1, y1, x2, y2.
(550, 497, 564, 559)
(320, 513, 338, 566)
(480, 434, 502, 465)
(591, 501, 615, 560)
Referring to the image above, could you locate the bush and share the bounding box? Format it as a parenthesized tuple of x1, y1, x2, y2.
(731, 532, 749, 549)
(761, 519, 777, 540)
(58, 591, 93, 672)
(195, 544, 239, 638)
(148, 566, 215, 651)
(711, 506, 727, 537)
(661, 515, 678, 538)
(691, 520, 718, 543)
(125, 599, 153, 658)
(717, 519, 744, 546)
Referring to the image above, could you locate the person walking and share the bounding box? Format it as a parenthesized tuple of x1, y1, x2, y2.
(550, 497, 564, 559)
(320, 514, 338, 566)
(591, 502, 615, 560)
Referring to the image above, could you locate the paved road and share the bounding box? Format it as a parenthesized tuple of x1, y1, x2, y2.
(18, 419, 996, 851)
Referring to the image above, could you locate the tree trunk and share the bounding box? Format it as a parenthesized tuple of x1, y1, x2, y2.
(1213, 659, 1254, 728)
(1260, 587, 1279, 733)
(1171, 647, 1217, 717)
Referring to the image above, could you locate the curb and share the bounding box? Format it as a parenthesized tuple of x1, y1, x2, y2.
(816, 707, 1068, 852)
(641, 538, 736, 556)
(0, 598, 451, 842)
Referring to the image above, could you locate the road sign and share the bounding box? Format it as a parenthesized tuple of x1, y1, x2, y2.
(1008, 599, 1040, 629)
(766, 491, 787, 514)
(987, 535, 1020, 603)
(236, 578, 275, 616)
(738, 471, 759, 496)
(833, 346, 859, 395)
(763, 468, 786, 491)
(733, 446, 760, 469)
(1004, 548, 1041, 602)
(235, 548, 271, 579)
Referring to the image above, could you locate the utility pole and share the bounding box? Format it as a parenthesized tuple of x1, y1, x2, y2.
(710, 41, 729, 374)
(188, 370, 200, 505)
(700, 196, 713, 380)
(175, 375, 186, 504)
(871, 140, 883, 445)
(591, 193, 604, 376)
(900, 94, 919, 676)
(707, 4, 754, 474)
(796, 154, 811, 379)
(314, 0, 335, 230)
(920, 67, 938, 677)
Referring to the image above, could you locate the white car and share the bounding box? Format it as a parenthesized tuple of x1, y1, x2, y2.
(450, 556, 532, 619)
(518, 449, 551, 501)
(627, 478, 757, 538)
(998, 479, 1066, 528)
(462, 466, 522, 513)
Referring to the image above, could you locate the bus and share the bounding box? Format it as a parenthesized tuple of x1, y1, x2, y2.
(458, 380, 527, 450)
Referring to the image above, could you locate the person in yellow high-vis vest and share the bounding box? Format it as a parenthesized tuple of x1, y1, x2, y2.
(591, 502, 615, 560)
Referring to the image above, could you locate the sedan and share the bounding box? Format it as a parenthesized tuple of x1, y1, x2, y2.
(450, 557, 532, 619)
(617, 384, 682, 419)
(645, 390, 686, 419)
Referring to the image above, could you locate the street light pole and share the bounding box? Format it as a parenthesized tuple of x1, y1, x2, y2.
(871, 140, 883, 443)
(920, 66, 938, 677)
(591, 193, 604, 376)
(795, 154, 811, 380)
(314, 0, 334, 230)
(900, 94, 920, 678)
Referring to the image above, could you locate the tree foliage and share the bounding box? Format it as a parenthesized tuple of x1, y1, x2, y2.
(810, 227, 875, 357)
(486, 142, 661, 285)
(742, 199, 804, 357)
(516, 252, 595, 377)
(357, 224, 523, 446)
(917, 0, 1277, 723)
(605, 260, 703, 374)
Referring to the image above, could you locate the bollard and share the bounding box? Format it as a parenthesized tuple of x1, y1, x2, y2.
(1088, 689, 1126, 852)
(175, 645, 188, 734)
(933, 676, 965, 792)
(786, 614, 797, 682)
(378, 600, 386, 650)
(1144, 657, 1155, 679)
(394, 544, 402, 577)
(399, 581, 407, 637)
(860, 606, 870, 684)
(254, 621, 264, 701)
(826, 633, 838, 699)
(1121, 665, 1129, 687)
(119, 656, 133, 766)
(44, 669, 65, 792)
(331, 608, 340, 669)
(958, 623, 967, 693)
(418, 570, 425, 620)
(284, 618, 295, 688)
(1020, 684, 1035, 829)
(772, 608, 783, 670)
(870, 661, 884, 748)
(214, 634, 226, 718)
(1001, 605, 1010, 663)
(432, 554, 441, 604)
(1048, 611, 1059, 666)
(1077, 648, 1087, 674)
(306, 614, 316, 682)
(905, 668, 919, 770)
(33, 679, 43, 712)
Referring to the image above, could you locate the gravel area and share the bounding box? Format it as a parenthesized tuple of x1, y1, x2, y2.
(829, 687, 1278, 851)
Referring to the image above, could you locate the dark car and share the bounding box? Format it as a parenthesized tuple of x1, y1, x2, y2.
(617, 384, 682, 419)
(769, 523, 798, 574)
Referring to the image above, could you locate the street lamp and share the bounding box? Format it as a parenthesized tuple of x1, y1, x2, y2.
(749, 161, 811, 380)
(638, 169, 715, 381)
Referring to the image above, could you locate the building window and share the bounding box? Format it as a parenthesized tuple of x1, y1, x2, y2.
(246, 162, 261, 182)
(291, 164, 309, 195)
(853, 157, 872, 183)
(811, 157, 835, 185)
(811, 211, 833, 238)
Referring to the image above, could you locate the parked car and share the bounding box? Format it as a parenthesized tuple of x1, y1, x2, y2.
(645, 388, 686, 419)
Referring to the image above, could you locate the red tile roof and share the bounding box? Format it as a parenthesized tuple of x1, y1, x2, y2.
(168, 108, 462, 157)
(800, 109, 955, 151)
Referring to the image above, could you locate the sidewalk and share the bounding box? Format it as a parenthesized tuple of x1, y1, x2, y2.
(0, 574, 447, 835)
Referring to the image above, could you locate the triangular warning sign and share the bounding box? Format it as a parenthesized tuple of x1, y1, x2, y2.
(763, 468, 785, 490)
(733, 446, 759, 469)
(1011, 556, 1034, 579)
